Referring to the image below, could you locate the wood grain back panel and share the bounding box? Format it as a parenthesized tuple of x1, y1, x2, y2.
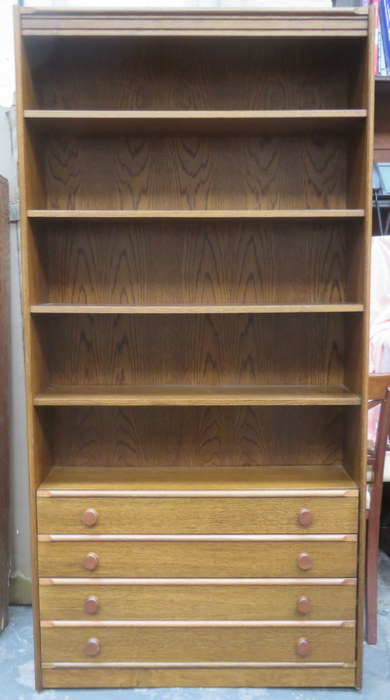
(37, 405, 344, 467)
(25, 36, 362, 111)
(34, 312, 346, 387)
(39, 134, 350, 211)
(32, 219, 356, 306)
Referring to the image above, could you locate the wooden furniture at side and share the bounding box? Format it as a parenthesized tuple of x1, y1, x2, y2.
(14, 7, 374, 690)
(366, 373, 390, 644)
(374, 77, 390, 162)
(373, 77, 390, 234)
(0, 175, 9, 633)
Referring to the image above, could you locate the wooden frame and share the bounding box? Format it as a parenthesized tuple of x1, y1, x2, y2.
(14, 7, 374, 690)
(366, 374, 390, 643)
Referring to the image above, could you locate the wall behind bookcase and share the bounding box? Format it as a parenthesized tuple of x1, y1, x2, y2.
(0, 104, 30, 605)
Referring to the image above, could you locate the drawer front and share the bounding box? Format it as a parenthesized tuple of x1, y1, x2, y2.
(37, 496, 358, 535)
(39, 581, 357, 621)
(40, 625, 356, 664)
(38, 539, 357, 578)
(41, 666, 357, 689)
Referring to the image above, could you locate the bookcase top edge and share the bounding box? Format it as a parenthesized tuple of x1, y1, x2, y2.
(17, 7, 369, 38)
(16, 8, 369, 17)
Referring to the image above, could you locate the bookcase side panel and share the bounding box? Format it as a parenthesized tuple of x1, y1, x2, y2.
(13, 7, 44, 691)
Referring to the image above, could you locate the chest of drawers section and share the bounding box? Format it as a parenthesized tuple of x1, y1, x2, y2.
(37, 466, 359, 687)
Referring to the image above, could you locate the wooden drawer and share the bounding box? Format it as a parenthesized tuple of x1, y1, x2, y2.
(41, 666, 357, 689)
(40, 625, 356, 664)
(37, 496, 358, 535)
(39, 579, 357, 621)
(38, 537, 357, 578)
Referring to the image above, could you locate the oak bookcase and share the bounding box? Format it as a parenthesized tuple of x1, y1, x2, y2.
(15, 7, 374, 690)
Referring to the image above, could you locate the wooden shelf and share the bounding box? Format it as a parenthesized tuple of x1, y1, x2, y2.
(28, 209, 366, 220)
(24, 110, 367, 136)
(33, 384, 361, 407)
(37, 464, 358, 495)
(30, 303, 364, 315)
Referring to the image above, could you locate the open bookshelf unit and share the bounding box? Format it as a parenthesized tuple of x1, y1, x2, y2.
(15, 7, 373, 691)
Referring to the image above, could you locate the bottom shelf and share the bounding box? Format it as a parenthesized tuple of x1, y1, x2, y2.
(38, 464, 358, 495)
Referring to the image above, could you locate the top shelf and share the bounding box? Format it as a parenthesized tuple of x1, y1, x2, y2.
(24, 110, 367, 136)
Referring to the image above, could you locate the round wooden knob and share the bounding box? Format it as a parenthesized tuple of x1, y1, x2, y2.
(298, 508, 313, 527)
(81, 508, 98, 527)
(296, 595, 312, 614)
(83, 552, 99, 571)
(84, 595, 100, 614)
(84, 637, 100, 657)
(297, 552, 313, 571)
(296, 637, 312, 657)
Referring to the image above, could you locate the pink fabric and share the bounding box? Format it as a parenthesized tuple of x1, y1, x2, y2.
(368, 237, 390, 441)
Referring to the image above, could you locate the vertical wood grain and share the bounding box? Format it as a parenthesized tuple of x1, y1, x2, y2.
(26, 36, 353, 111)
(41, 134, 349, 212)
(35, 313, 345, 388)
(39, 405, 344, 468)
(33, 220, 353, 306)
